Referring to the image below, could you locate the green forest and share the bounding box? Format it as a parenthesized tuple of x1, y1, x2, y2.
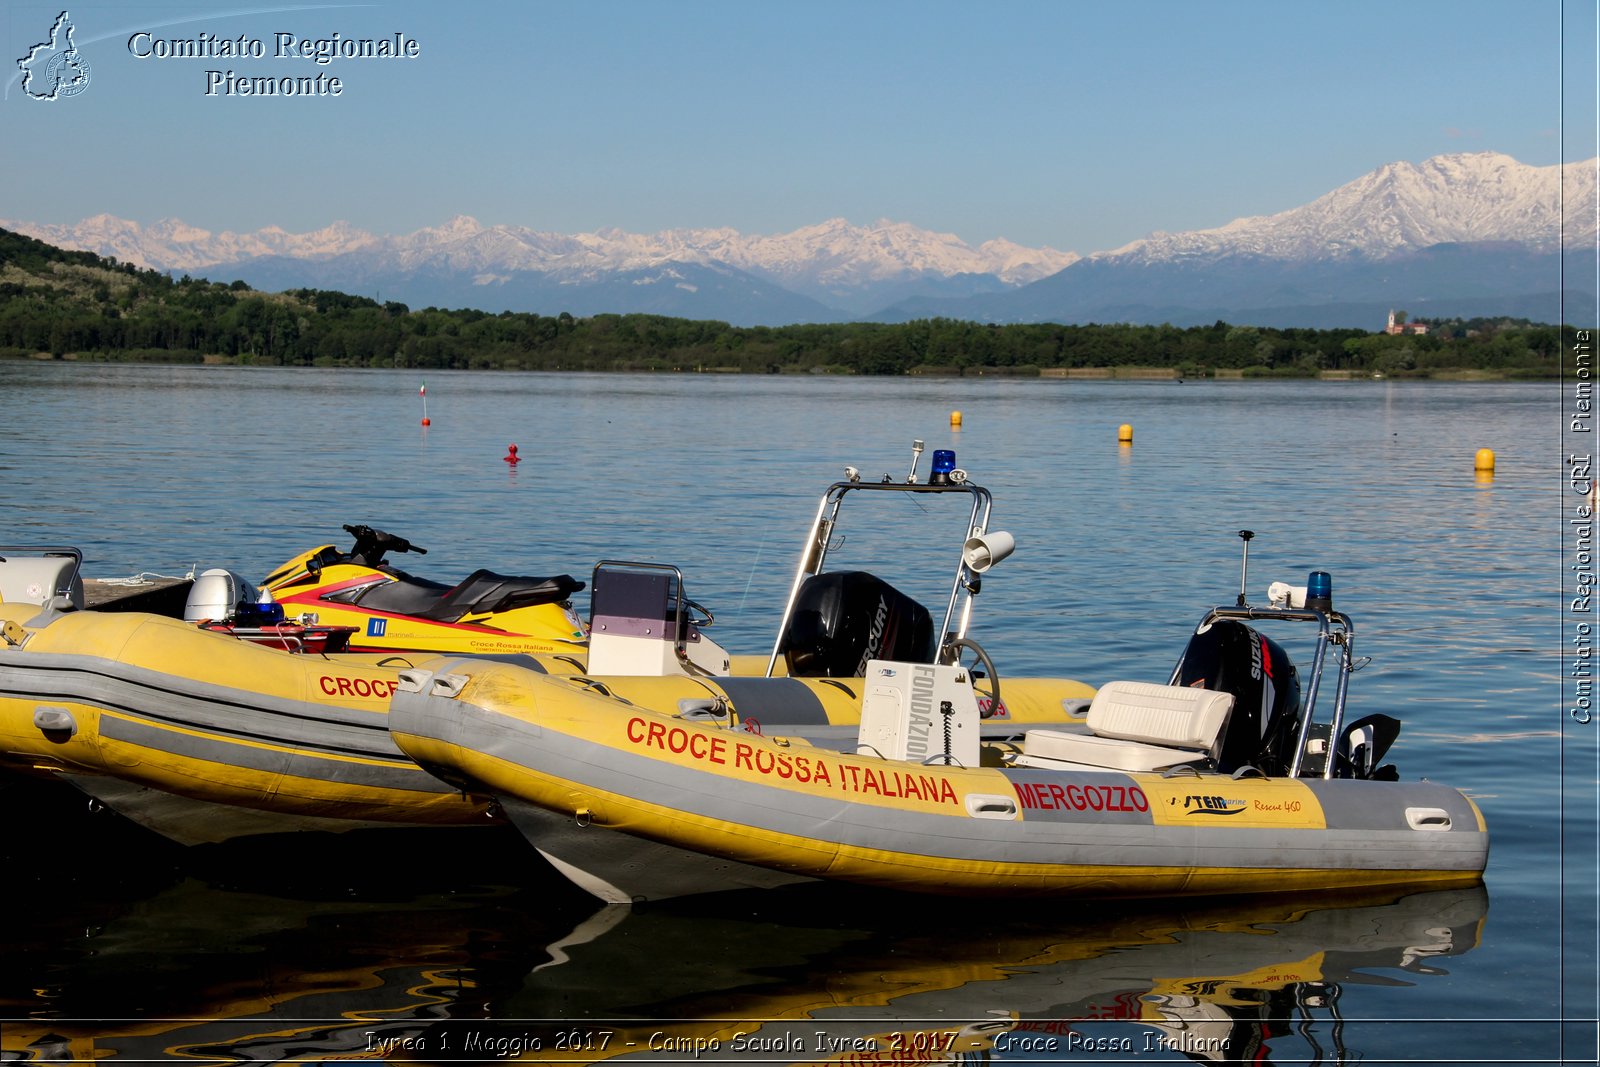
(0, 227, 1579, 378)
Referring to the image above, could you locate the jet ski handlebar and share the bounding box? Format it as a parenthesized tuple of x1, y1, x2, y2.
(342, 524, 427, 567)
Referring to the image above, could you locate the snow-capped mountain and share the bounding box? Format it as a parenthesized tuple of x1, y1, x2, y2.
(0, 212, 1074, 323)
(7, 213, 380, 272)
(876, 151, 1597, 327)
(1099, 152, 1592, 264)
(4, 151, 1592, 327)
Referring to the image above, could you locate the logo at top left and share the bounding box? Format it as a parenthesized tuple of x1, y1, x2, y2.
(17, 10, 91, 101)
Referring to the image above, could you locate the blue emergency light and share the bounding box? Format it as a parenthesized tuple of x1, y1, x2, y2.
(1305, 570, 1332, 612)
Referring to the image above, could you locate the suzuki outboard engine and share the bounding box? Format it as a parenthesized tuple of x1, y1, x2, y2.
(780, 571, 935, 678)
(1175, 620, 1302, 775)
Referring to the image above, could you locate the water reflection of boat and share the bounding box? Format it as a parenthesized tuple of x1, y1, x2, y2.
(0, 872, 1488, 1065)
(488, 884, 1489, 1064)
(0, 821, 590, 1064)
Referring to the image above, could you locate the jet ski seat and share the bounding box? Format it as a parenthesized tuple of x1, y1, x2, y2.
(344, 569, 584, 621)
(412, 569, 585, 622)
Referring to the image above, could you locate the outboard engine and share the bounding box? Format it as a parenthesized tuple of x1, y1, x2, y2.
(780, 571, 935, 678)
(1175, 620, 1302, 775)
(184, 568, 258, 623)
(185, 568, 285, 626)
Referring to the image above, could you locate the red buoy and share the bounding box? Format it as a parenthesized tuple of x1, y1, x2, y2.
(504, 444, 520, 464)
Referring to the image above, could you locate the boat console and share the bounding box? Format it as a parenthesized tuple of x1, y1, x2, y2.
(585, 561, 731, 677)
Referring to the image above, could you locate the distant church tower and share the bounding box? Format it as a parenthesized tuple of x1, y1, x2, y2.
(1386, 309, 1396, 333)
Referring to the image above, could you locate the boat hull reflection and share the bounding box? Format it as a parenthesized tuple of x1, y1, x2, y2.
(2, 863, 1487, 1064)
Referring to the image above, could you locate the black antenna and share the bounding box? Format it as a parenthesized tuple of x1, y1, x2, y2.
(1236, 529, 1255, 606)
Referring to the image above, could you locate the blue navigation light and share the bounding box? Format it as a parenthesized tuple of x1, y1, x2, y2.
(929, 449, 956, 485)
(1306, 570, 1332, 611)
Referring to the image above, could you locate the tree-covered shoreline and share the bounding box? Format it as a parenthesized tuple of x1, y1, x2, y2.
(0, 227, 1580, 378)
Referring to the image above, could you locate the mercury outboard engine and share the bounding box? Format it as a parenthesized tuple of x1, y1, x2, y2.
(1175, 619, 1302, 775)
(780, 571, 935, 678)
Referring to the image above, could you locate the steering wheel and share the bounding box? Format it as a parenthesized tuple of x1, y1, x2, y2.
(684, 598, 715, 629)
(942, 637, 1001, 719)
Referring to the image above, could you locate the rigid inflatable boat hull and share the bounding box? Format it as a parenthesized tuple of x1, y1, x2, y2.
(0, 607, 493, 837)
(0, 607, 1090, 843)
(389, 659, 1488, 901)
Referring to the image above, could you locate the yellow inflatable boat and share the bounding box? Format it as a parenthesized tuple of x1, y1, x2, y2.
(390, 553, 1489, 902)
(0, 600, 495, 844)
(0, 599, 1087, 846)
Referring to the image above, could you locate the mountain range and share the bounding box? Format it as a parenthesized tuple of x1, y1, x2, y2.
(6, 151, 1594, 328)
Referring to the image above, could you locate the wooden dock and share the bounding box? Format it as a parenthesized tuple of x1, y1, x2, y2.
(84, 576, 193, 615)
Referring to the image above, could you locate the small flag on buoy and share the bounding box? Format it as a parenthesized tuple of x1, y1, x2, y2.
(420, 381, 430, 426)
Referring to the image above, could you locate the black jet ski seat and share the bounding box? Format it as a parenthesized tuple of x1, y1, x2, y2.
(350, 569, 585, 622)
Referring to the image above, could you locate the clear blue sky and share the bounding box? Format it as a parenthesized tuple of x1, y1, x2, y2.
(2, 0, 1594, 254)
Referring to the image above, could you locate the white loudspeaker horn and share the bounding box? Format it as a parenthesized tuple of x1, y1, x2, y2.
(962, 530, 1015, 573)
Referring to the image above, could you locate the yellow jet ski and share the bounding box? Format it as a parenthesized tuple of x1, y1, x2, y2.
(258, 524, 589, 657)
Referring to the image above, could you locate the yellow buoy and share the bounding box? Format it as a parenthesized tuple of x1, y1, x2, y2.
(1474, 448, 1496, 472)
(950, 410, 962, 428)
(1117, 423, 1133, 444)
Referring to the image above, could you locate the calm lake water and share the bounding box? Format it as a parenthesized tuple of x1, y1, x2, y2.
(1, 362, 1593, 1064)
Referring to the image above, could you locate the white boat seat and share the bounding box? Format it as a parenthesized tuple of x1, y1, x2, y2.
(0, 555, 84, 609)
(1022, 681, 1233, 772)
